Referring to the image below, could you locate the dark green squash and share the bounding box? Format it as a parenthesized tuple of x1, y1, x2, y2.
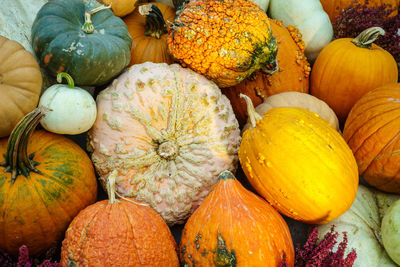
(31, 0, 132, 86)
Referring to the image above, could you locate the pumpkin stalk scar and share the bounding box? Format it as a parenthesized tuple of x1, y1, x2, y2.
(214, 234, 236, 267)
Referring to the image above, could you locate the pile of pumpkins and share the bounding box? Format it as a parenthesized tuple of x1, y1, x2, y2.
(0, 0, 399, 266)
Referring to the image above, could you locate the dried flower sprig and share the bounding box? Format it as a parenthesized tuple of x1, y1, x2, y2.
(0, 245, 59, 267)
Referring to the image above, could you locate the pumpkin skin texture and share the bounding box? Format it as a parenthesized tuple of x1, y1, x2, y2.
(167, 0, 278, 88)
(0, 36, 42, 138)
(0, 108, 98, 256)
(31, 0, 132, 86)
(343, 84, 400, 193)
(87, 62, 241, 225)
(318, 185, 400, 267)
(239, 105, 359, 224)
(382, 199, 400, 265)
(100, 0, 137, 17)
(311, 27, 398, 123)
(180, 171, 294, 267)
(123, 3, 175, 66)
(222, 19, 310, 127)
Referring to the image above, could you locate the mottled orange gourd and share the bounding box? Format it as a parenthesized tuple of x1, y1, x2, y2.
(167, 0, 278, 88)
(343, 84, 400, 193)
(180, 171, 294, 267)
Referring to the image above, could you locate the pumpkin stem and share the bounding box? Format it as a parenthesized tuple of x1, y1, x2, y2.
(240, 93, 262, 129)
(0, 108, 47, 183)
(106, 170, 120, 204)
(139, 4, 168, 39)
(217, 170, 235, 181)
(81, 4, 111, 34)
(173, 0, 187, 10)
(351, 27, 385, 49)
(57, 72, 75, 89)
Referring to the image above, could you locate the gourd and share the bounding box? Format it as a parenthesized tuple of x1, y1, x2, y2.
(0, 108, 98, 256)
(180, 171, 294, 266)
(31, 0, 132, 86)
(100, 0, 137, 17)
(268, 0, 333, 62)
(39, 73, 97, 135)
(123, 3, 175, 66)
(311, 27, 398, 122)
(60, 172, 179, 267)
(0, 36, 42, 138)
(87, 62, 241, 225)
(382, 199, 400, 265)
(343, 83, 400, 193)
(222, 19, 310, 127)
(238, 95, 358, 224)
(167, 0, 278, 88)
(318, 185, 400, 267)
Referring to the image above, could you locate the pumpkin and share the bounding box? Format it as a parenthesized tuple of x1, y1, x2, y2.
(167, 0, 278, 88)
(60, 171, 179, 267)
(39, 73, 97, 135)
(87, 62, 241, 225)
(238, 95, 359, 224)
(343, 84, 400, 193)
(0, 36, 42, 138)
(100, 0, 137, 17)
(222, 19, 310, 127)
(180, 171, 294, 266)
(382, 198, 400, 265)
(0, 108, 98, 256)
(311, 27, 398, 123)
(242, 92, 340, 132)
(318, 185, 400, 267)
(123, 3, 175, 66)
(31, 0, 132, 86)
(268, 0, 333, 62)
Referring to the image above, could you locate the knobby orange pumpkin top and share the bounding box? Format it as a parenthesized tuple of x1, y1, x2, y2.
(167, 0, 278, 88)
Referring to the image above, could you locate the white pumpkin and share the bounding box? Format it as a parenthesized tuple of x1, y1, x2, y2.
(318, 185, 400, 267)
(382, 199, 400, 265)
(250, 0, 269, 12)
(268, 0, 333, 62)
(39, 73, 97, 135)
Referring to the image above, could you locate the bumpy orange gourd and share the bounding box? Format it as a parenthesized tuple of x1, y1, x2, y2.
(0, 108, 97, 256)
(167, 0, 278, 88)
(311, 27, 398, 123)
(123, 3, 175, 66)
(238, 97, 359, 224)
(180, 171, 294, 267)
(60, 172, 179, 267)
(343, 83, 400, 193)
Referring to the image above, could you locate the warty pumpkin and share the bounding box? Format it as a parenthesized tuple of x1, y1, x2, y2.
(123, 3, 175, 66)
(167, 0, 278, 88)
(343, 83, 400, 193)
(180, 171, 294, 267)
(222, 19, 310, 127)
(0, 108, 98, 256)
(87, 62, 241, 225)
(60, 172, 179, 267)
(0, 36, 42, 138)
(238, 96, 359, 224)
(311, 27, 398, 123)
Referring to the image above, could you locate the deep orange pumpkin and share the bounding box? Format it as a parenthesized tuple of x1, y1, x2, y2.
(343, 83, 400, 193)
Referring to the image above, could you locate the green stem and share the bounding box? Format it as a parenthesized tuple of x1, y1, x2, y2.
(81, 4, 111, 34)
(351, 27, 385, 49)
(217, 170, 235, 181)
(57, 72, 75, 89)
(139, 4, 168, 39)
(240, 93, 262, 129)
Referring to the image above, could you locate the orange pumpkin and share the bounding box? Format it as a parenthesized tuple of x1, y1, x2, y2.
(60, 172, 179, 267)
(310, 26, 398, 123)
(222, 20, 310, 127)
(343, 83, 400, 193)
(123, 3, 175, 66)
(0, 108, 97, 256)
(180, 171, 294, 266)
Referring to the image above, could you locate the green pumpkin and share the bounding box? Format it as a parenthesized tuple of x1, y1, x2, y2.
(31, 0, 132, 86)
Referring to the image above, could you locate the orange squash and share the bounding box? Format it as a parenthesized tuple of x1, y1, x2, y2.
(0, 108, 97, 256)
(180, 171, 294, 266)
(343, 83, 400, 193)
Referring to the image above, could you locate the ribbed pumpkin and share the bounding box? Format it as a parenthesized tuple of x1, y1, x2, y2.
(222, 20, 310, 127)
(123, 3, 175, 66)
(238, 97, 359, 223)
(87, 62, 241, 225)
(343, 83, 400, 193)
(180, 171, 294, 267)
(167, 0, 278, 88)
(99, 0, 137, 17)
(311, 27, 398, 122)
(0, 108, 97, 256)
(60, 172, 179, 267)
(0, 36, 42, 138)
